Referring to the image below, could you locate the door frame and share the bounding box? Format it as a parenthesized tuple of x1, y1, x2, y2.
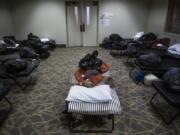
(65, 0, 99, 47)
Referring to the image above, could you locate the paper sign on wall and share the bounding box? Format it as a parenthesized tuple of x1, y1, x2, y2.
(101, 19, 110, 26)
(100, 12, 114, 27)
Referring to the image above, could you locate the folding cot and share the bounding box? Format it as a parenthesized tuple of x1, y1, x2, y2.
(151, 81, 180, 124)
(130, 55, 180, 78)
(67, 88, 121, 133)
(0, 83, 12, 126)
(0, 59, 40, 91)
(66, 72, 121, 133)
(126, 48, 167, 67)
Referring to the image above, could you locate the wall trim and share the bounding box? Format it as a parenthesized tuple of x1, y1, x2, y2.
(56, 44, 66, 48)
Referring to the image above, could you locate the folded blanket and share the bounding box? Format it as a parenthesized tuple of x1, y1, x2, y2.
(66, 85, 112, 103)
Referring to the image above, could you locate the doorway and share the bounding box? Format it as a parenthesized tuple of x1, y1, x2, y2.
(66, 1, 99, 47)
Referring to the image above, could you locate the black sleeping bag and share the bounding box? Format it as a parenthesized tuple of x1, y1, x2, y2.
(126, 41, 144, 56)
(20, 47, 38, 59)
(138, 53, 162, 67)
(138, 32, 157, 42)
(112, 40, 129, 50)
(163, 68, 180, 93)
(3, 59, 27, 74)
(109, 34, 123, 43)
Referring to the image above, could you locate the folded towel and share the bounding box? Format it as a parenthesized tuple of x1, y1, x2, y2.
(66, 85, 112, 103)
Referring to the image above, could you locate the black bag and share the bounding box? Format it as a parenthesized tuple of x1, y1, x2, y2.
(138, 32, 157, 42)
(43, 40, 56, 49)
(138, 53, 162, 67)
(79, 51, 103, 71)
(79, 54, 91, 69)
(28, 33, 40, 40)
(126, 41, 144, 56)
(39, 51, 50, 59)
(163, 68, 180, 93)
(27, 33, 43, 51)
(3, 39, 16, 47)
(101, 37, 112, 49)
(3, 36, 16, 42)
(92, 58, 103, 72)
(112, 40, 130, 50)
(20, 47, 38, 59)
(3, 59, 27, 74)
(138, 32, 157, 48)
(109, 34, 123, 43)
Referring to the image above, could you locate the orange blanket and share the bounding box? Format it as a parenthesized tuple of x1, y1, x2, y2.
(74, 63, 109, 85)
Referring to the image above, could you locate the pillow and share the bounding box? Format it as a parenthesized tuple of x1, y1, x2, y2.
(168, 44, 180, 52)
(134, 32, 144, 40)
(65, 85, 112, 103)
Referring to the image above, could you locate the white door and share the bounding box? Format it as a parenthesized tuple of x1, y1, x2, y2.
(82, 2, 98, 46)
(66, 1, 98, 47)
(66, 2, 82, 47)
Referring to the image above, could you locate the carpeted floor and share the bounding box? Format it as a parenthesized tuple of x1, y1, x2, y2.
(0, 47, 180, 135)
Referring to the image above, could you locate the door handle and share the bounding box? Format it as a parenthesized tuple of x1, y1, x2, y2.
(83, 24, 85, 32)
(80, 24, 85, 32)
(80, 25, 83, 32)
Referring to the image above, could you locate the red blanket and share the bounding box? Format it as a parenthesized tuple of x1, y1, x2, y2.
(74, 63, 109, 85)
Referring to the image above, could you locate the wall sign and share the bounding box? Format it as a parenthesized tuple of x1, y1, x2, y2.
(100, 12, 114, 27)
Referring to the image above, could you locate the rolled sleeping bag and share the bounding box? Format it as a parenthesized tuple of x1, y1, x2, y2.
(138, 53, 162, 67)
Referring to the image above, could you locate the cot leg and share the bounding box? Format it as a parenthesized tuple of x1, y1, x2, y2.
(11, 75, 32, 91)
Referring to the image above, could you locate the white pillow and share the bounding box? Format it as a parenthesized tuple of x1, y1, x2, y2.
(66, 85, 112, 103)
(41, 38, 50, 42)
(168, 43, 180, 52)
(134, 32, 144, 40)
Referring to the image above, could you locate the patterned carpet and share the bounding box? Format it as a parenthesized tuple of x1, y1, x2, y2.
(0, 47, 180, 135)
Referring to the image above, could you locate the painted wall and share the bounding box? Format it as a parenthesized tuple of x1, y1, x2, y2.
(99, 0, 149, 42)
(11, 0, 67, 44)
(5, 0, 176, 45)
(146, 0, 180, 42)
(0, 0, 14, 39)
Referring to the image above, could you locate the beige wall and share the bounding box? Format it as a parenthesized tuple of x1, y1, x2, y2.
(11, 0, 67, 44)
(99, 0, 149, 42)
(10, 0, 150, 45)
(0, 0, 14, 39)
(146, 0, 180, 42)
(4, 0, 180, 45)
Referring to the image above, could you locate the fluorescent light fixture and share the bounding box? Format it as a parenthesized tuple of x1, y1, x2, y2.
(74, 6, 78, 24)
(86, 6, 90, 25)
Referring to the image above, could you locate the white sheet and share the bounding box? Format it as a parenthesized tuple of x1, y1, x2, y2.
(66, 85, 112, 103)
(168, 43, 180, 55)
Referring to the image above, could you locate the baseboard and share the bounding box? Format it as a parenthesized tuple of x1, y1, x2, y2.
(56, 44, 66, 48)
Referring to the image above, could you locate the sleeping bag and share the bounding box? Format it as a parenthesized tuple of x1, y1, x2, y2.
(126, 41, 144, 56)
(20, 47, 38, 59)
(109, 34, 123, 43)
(3, 59, 27, 74)
(138, 53, 162, 67)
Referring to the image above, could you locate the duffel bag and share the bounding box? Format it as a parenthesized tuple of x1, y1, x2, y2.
(163, 68, 180, 93)
(138, 53, 162, 67)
